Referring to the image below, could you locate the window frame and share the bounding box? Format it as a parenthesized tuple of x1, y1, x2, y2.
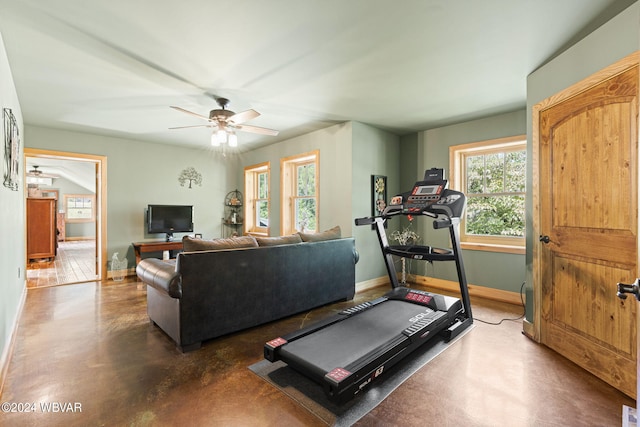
(280, 150, 319, 235)
(449, 135, 526, 254)
(244, 162, 270, 236)
(64, 193, 96, 223)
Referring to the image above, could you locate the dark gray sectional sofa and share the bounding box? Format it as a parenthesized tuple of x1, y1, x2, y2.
(136, 229, 358, 351)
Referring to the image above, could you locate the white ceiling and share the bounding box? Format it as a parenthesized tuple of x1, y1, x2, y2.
(0, 0, 631, 152)
(25, 157, 96, 192)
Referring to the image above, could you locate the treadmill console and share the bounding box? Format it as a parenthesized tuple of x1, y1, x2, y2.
(405, 181, 447, 213)
(406, 168, 447, 211)
(385, 168, 465, 219)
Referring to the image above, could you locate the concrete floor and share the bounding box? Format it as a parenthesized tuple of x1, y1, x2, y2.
(0, 280, 635, 426)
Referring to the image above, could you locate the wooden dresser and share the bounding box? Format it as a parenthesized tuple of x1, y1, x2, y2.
(27, 197, 57, 261)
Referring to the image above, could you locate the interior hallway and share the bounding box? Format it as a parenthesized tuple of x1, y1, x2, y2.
(0, 280, 634, 426)
(27, 240, 97, 288)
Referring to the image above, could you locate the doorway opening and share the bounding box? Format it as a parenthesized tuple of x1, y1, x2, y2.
(24, 148, 107, 288)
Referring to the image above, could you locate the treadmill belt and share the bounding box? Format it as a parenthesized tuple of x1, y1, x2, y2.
(280, 300, 435, 374)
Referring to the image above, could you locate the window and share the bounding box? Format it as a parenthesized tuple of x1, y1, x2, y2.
(244, 162, 270, 235)
(449, 136, 526, 254)
(64, 194, 95, 223)
(281, 150, 319, 235)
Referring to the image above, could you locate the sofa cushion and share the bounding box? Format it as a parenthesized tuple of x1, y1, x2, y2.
(298, 225, 342, 242)
(255, 234, 303, 247)
(183, 235, 258, 252)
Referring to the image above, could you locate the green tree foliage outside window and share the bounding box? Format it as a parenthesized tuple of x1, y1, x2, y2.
(465, 150, 526, 237)
(256, 171, 269, 227)
(295, 163, 316, 232)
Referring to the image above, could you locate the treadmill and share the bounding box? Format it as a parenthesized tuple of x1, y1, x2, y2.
(264, 168, 473, 404)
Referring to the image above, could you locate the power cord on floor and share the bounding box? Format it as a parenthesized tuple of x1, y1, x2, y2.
(474, 281, 526, 326)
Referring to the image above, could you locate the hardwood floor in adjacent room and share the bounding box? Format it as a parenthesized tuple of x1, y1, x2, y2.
(0, 280, 634, 426)
(26, 240, 97, 288)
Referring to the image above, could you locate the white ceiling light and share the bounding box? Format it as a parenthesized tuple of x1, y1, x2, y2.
(211, 127, 238, 147)
(210, 131, 220, 147)
(228, 131, 238, 147)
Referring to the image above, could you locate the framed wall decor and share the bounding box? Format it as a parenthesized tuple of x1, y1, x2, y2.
(3, 108, 20, 191)
(371, 175, 387, 228)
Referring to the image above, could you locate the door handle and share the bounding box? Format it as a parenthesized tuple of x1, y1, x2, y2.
(617, 278, 640, 301)
(539, 235, 550, 244)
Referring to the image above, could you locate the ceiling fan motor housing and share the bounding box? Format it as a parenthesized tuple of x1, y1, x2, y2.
(209, 109, 234, 123)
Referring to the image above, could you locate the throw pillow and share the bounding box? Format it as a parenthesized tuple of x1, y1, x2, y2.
(298, 225, 342, 242)
(182, 235, 258, 252)
(255, 234, 303, 247)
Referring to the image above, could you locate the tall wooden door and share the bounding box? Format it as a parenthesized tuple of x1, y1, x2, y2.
(534, 54, 638, 398)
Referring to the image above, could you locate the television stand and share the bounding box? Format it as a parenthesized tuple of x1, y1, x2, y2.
(132, 240, 183, 266)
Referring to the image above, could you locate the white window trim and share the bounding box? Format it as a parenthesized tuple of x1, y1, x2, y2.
(449, 135, 526, 255)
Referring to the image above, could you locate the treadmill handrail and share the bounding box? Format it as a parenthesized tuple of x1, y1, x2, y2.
(354, 205, 438, 229)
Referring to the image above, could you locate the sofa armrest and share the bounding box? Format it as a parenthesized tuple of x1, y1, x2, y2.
(136, 258, 182, 298)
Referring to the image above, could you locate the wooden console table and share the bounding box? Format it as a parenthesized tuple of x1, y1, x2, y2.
(132, 240, 183, 266)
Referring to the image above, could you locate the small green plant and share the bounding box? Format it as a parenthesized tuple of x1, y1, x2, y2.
(390, 226, 419, 246)
(390, 225, 419, 284)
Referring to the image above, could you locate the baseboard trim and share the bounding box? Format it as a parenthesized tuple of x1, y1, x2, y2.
(0, 282, 27, 397)
(413, 275, 523, 306)
(64, 236, 96, 241)
(356, 275, 523, 307)
(106, 267, 136, 282)
(355, 276, 389, 293)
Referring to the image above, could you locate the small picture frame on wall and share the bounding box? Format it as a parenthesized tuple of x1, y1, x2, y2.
(371, 175, 387, 228)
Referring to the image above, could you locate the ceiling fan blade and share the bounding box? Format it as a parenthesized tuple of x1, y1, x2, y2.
(27, 165, 59, 178)
(236, 124, 279, 136)
(229, 109, 260, 125)
(169, 124, 217, 130)
(170, 106, 212, 122)
(27, 172, 59, 178)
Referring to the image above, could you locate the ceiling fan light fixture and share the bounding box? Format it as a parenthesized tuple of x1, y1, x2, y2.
(228, 132, 238, 147)
(216, 128, 228, 144)
(211, 131, 221, 147)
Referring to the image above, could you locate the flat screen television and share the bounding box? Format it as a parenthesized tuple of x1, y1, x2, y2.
(147, 204, 193, 241)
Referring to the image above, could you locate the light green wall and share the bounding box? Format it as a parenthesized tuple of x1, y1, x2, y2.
(525, 1, 639, 321)
(351, 122, 401, 283)
(236, 120, 400, 283)
(417, 110, 527, 293)
(399, 133, 419, 189)
(0, 31, 26, 377)
(24, 126, 234, 268)
(235, 121, 353, 237)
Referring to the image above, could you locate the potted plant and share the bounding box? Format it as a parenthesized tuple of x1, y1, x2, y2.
(390, 225, 419, 284)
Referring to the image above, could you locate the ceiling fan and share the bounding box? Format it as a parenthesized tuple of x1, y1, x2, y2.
(27, 165, 59, 179)
(169, 97, 279, 147)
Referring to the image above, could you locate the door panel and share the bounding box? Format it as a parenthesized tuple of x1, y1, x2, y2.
(538, 61, 638, 397)
(552, 255, 635, 355)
